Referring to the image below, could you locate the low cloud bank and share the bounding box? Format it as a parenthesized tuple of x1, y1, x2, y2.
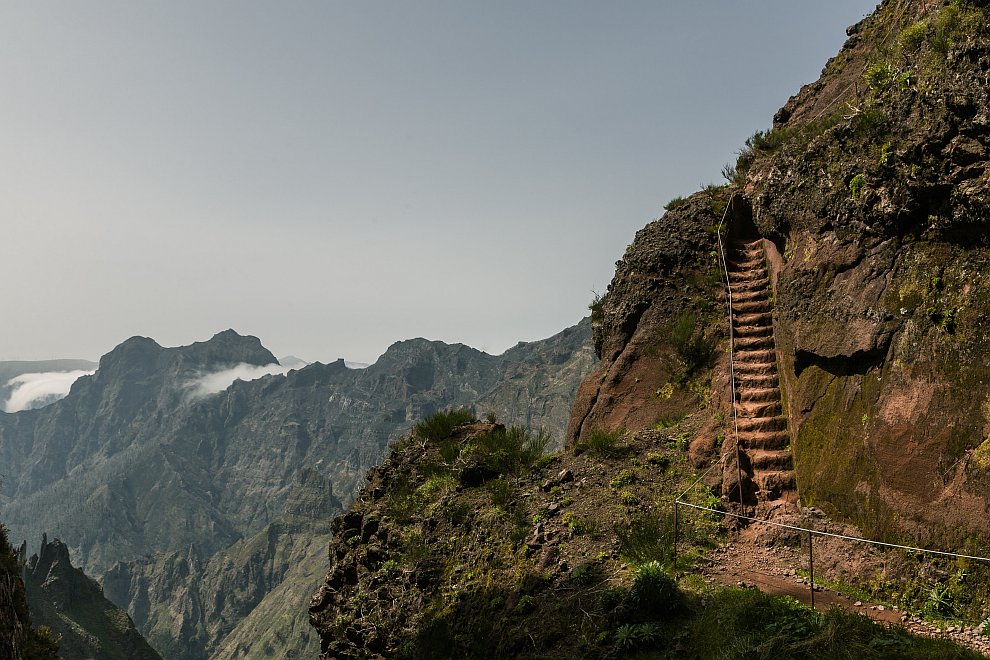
(4, 370, 95, 413)
(186, 363, 292, 398)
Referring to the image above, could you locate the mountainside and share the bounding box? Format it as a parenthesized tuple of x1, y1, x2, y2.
(0, 320, 594, 658)
(102, 470, 339, 659)
(21, 535, 162, 660)
(308, 414, 983, 658)
(743, 0, 990, 545)
(576, 0, 990, 543)
(1, 524, 59, 660)
(309, 1, 990, 657)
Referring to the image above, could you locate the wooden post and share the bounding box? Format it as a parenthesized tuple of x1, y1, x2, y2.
(808, 530, 815, 610)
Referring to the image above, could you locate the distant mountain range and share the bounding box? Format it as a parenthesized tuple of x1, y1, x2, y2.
(0, 321, 594, 658)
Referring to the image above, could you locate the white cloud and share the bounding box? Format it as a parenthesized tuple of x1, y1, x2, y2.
(4, 370, 95, 413)
(186, 363, 291, 398)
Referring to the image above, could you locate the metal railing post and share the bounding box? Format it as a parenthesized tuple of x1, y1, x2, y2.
(809, 530, 815, 610)
(673, 500, 679, 576)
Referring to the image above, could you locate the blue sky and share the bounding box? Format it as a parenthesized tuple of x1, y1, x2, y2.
(1, 1, 878, 363)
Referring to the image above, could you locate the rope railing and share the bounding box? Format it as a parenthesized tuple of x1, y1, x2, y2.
(677, 497, 990, 565)
(673, 432, 990, 610)
(713, 193, 744, 508)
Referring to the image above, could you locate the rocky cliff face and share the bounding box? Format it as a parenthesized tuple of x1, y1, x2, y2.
(744, 0, 990, 543)
(0, 321, 593, 658)
(567, 193, 728, 449)
(21, 535, 161, 659)
(569, 0, 990, 544)
(1, 524, 58, 660)
(101, 470, 339, 659)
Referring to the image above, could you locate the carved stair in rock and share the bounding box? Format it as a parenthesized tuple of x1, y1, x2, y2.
(727, 239, 796, 506)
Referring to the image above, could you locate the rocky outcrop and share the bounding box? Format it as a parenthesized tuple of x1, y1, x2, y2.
(745, 0, 990, 543)
(567, 193, 730, 451)
(1, 524, 58, 660)
(568, 0, 990, 544)
(21, 535, 161, 660)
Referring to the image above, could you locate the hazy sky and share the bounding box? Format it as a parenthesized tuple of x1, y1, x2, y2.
(2, 1, 877, 364)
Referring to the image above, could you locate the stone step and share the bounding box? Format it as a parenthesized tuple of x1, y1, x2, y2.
(734, 334, 774, 350)
(729, 260, 765, 273)
(738, 387, 780, 403)
(733, 324, 773, 338)
(733, 312, 772, 326)
(732, 299, 770, 314)
(749, 449, 794, 471)
(735, 400, 781, 418)
(730, 288, 767, 303)
(755, 470, 796, 499)
(734, 362, 777, 376)
(718, 287, 765, 303)
(733, 349, 775, 363)
(729, 268, 769, 283)
(735, 430, 790, 450)
(729, 277, 769, 292)
(736, 415, 787, 433)
(729, 259, 768, 272)
(735, 372, 778, 388)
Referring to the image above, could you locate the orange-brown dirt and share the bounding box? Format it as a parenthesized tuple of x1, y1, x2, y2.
(703, 522, 990, 657)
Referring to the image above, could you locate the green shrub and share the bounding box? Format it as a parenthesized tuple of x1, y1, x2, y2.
(514, 594, 537, 614)
(670, 312, 715, 375)
(899, 19, 929, 52)
(646, 452, 671, 471)
(849, 173, 866, 197)
(616, 512, 673, 564)
(664, 196, 688, 211)
(486, 478, 513, 509)
(614, 622, 663, 651)
(574, 427, 625, 457)
(610, 469, 637, 488)
(685, 587, 983, 658)
(933, 3, 963, 55)
(866, 61, 896, 91)
(924, 582, 955, 616)
(630, 561, 683, 617)
(562, 512, 597, 535)
(469, 426, 550, 475)
(589, 291, 604, 322)
(852, 107, 888, 140)
(416, 474, 457, 503)
(653, 414, 685, 430)
(413, 408, 477, 441)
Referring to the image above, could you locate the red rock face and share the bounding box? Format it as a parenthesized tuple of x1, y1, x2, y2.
(571, 0, 990, 542)
(566, 193, 730, 455)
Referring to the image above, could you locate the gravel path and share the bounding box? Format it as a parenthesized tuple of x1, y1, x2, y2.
(700, 525, 990, 657)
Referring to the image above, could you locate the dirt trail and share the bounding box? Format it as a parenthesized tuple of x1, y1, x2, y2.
(701, 525, 990, 656)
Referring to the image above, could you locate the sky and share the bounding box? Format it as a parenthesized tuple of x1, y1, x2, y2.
(1, 1, 878, 365)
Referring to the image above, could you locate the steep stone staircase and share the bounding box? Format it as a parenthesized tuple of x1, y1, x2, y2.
(726, 238, 796, 506)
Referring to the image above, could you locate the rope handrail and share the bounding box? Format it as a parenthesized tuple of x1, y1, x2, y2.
(714, 193, 744, 506)
(674, 497, 990, 564)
